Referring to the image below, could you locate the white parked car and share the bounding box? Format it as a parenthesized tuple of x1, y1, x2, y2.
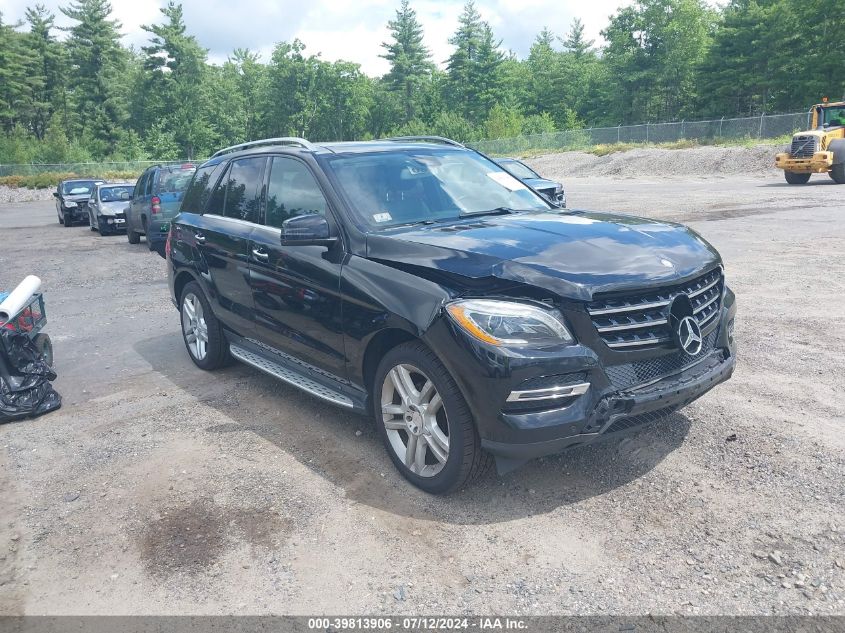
(86, 183, 134, 235)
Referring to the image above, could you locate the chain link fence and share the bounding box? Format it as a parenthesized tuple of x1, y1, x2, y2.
(470, 111, 810, 156)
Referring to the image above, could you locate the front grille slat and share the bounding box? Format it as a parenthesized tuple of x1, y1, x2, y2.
(588, 267, 724, 351)
(790, 135, 817, 158)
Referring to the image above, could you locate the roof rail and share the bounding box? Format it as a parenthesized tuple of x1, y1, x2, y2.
(384, 135, 465, 148)
(211, 137, 317, 159)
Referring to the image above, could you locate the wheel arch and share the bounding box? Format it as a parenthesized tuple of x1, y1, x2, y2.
(361, 327, 420, 395)
(173, 269, 201, 305)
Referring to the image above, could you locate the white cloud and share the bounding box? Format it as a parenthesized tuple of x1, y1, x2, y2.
(1, 0, 634, 74)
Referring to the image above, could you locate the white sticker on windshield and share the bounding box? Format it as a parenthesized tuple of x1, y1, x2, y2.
(487, 171, 526, 191)
(373, 212, 393, 223)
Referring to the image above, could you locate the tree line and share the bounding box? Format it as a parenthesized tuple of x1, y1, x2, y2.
(0, 0, 842, 164)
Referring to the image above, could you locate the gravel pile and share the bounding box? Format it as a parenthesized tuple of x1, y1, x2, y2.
(0, 185, 55, 204)
(526, 144, 783, 181)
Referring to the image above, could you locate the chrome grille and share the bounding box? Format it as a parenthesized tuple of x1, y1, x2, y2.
(790, 135, 817, 158)
(588, 267, 723, 350)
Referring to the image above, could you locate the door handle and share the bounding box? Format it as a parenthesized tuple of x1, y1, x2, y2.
(194, 232, 206, 243)
(251, 248, 269, 261)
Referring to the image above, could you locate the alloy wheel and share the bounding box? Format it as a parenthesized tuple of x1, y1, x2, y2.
(181, 292, 209, 360)
(380, 363, 450, 477)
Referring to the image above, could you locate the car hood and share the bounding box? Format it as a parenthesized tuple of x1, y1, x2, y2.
(365, 210, 721, 301)
(63, 193, 92, 203)
(523, 177, 561, 192)
(98, 201, 128, 215)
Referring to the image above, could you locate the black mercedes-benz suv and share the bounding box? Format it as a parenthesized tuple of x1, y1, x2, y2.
(167, 136, 736, 494)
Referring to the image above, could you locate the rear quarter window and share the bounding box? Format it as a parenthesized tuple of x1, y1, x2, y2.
(181, 164, 221, 213)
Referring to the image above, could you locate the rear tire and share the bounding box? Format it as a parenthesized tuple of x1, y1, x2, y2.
(372, 341, 492, 494)
(784, 171, 811, 185)
(830, 163, 845, 184)
(179, 281, 230, 371)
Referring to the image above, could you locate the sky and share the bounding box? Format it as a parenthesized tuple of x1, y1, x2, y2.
(0, 0, 633, 75)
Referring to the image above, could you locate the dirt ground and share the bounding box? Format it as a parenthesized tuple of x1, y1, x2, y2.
(0, 166, 843, 616)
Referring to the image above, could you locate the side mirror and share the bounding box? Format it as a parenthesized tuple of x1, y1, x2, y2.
(280, 214, 336, 247)
(52, 192, 60, 198)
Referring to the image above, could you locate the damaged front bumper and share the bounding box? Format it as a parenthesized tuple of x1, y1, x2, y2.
(481, 348, 735, 464)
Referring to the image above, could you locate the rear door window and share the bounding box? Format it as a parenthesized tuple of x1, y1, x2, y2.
(134, 172, 148, 199)
(264, 156, 328, 228)
(222, 157, 266, 223)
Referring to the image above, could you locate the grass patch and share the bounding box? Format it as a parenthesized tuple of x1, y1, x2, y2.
(508, 135, 793, 159)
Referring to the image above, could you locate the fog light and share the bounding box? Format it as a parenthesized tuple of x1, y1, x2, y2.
(727, 318, 735, 346)
(107, 218, 114, 224)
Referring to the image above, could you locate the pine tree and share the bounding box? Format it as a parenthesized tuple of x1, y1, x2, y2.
(141, 1, 209, 157)
(0, 13, 32, 133)
(61, 0, 128, 149)
(561, 18, 594, 58)
(446, 1, 503, 124)
(24, 5, 65, 139)
(380, 0, 433, 123)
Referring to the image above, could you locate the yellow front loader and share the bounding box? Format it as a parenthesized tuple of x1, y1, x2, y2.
(775, 100, 845, 184)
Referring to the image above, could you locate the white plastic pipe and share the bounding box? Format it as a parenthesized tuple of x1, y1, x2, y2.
(0, 275, 42, 323)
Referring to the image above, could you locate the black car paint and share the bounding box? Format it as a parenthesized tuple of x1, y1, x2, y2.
(168, 142, 736, 468)
(54, 180, 100, 225)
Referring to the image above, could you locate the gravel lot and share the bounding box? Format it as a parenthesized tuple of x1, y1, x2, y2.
(0, 158, 843, 616)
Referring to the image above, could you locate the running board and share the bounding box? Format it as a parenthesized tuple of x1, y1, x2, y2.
(229, 344, 354, 408)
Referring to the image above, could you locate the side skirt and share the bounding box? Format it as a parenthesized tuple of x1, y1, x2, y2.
(225, 333, 368, 413)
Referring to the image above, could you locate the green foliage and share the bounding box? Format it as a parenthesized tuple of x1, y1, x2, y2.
(0, 170, 139, 189)
(0, 0, 838, 169)
(484, 104, 523, 140)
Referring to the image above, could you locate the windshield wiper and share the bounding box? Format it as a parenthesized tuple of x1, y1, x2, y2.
(459, 206, 525, 218)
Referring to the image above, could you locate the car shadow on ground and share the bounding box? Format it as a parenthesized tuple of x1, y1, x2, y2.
(761, 180, 838, 187)
(135, 332, 691, 525)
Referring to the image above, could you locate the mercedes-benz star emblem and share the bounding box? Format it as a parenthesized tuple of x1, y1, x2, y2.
(677, 315, 703, 355)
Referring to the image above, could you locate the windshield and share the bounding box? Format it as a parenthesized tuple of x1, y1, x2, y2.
(159, 167, 196, 193)
(62, 181, 97, 195)
(99, 186, 133, 202)
(498, 159, 538, 180)
(822, 106, 845, 127)
(324, 149, 551, 229)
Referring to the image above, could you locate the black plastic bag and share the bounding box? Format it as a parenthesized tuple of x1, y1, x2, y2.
(0, 329, 61, 422)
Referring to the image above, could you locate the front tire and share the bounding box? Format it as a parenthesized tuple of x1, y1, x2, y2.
(830, 163, 845, 184)
(784, 171, 811, 185)
(373, 341, 492, 494)
(179, 281, 230, 370)
(90, 211, 98, 231)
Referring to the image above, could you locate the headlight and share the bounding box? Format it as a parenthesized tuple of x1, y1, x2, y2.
(64, 200, 77, 208)
(446, 299, 573, 347)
